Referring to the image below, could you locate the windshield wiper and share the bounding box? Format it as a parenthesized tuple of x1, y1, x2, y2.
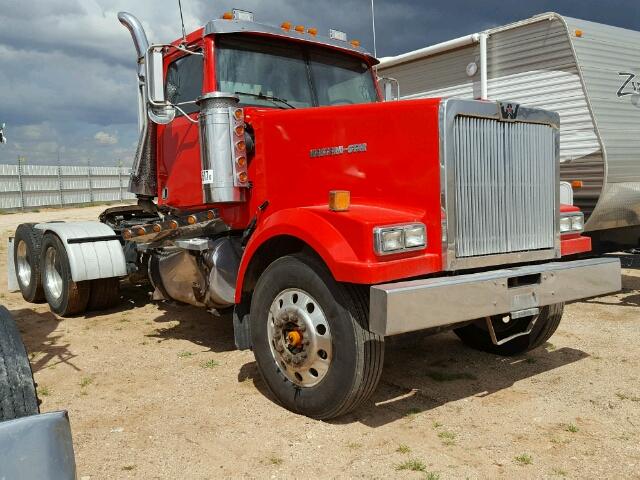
(234, 91, 296, 109)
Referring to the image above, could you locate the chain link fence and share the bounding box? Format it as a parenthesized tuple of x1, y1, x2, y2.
(0, 164, 135, 210)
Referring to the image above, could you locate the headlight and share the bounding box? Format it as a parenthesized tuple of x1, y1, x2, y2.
(374, 223, 426, 255)
(560, 212, 584, 234)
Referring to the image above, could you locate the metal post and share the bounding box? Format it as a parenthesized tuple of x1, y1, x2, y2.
(117, 160, 123, 202)
(57, 149, 63, 206)
(57, 164, 64, 207)
(87, 160, 94, 203)
(16, 156, 25, 210)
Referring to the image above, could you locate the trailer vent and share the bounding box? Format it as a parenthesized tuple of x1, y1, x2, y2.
(453, 116, 556, 258)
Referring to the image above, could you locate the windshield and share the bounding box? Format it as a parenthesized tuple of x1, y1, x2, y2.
(215, 35, 378, 108)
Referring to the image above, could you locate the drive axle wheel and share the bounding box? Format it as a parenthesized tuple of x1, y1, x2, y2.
(13, 224, 45, 303)
(251, 254, 384, 420)
(40, 233, 90, 317)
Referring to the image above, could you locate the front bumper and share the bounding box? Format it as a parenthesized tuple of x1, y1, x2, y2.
(369, 257, 621, 336)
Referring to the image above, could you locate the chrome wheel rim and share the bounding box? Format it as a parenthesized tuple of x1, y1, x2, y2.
(16, 240, 32, 287)
(267, 288, 332, 388)
(44, 246, 63, 300)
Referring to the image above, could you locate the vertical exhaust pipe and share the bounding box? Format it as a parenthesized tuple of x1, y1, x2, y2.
(118, 11, 157, 201)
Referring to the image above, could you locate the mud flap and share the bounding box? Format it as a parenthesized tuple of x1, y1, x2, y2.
(233, 307, 252, 351)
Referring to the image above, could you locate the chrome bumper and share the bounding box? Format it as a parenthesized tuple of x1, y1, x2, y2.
(369, 258, 621, 336)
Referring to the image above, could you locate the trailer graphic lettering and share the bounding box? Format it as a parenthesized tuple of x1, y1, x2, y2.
(310, 143, 367, 158)
(617, 72, 640, 97)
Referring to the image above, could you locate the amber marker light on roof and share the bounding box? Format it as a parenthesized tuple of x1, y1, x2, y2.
(281, 21, 292, 31)
(571, 180, 584, 189)
(575, 29, 583, 37)
(307, 28, 318, 36)
(350, 39, 361, 47)
(329, 190, 350, 212)
(222, 12, 234, 20)
(294, 25, 305, 33)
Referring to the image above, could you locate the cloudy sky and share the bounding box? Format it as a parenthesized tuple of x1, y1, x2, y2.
(0, 0, 637, 166)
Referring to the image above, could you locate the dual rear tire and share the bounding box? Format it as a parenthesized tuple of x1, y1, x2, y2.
(14, 225, 120, 317)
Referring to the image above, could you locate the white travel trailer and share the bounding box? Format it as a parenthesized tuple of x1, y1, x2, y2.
(378, 13, 640, 250)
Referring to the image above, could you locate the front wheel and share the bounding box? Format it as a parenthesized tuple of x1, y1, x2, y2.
(250, 254, 384, 420)
(454, 303, 564, 356)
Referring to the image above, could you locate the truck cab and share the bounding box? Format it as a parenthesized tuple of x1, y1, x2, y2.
(9, 8, 621, 420)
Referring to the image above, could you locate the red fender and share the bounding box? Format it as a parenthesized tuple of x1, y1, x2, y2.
(235, 205, 441, 302)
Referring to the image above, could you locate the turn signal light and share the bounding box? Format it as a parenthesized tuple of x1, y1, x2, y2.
(238, 172, 248, 183)
(233, 108, 244, 121)
(571, 180, 584, 189)
(169, 220, 179, 230)
(281, 21, 292, 31)
(350, 39, 361, 47)
(329, 190, 350, 212)
(234, 125, 245, 136)
(122, 229, 132, 240)
(307, 28, 318, 36)
(236, 156, 247, 167)
(575, 29, 583, 38)
(187, 215, 197, 225)
(236, 140, 246, 151)
(207, 210, 215, 220)
(222, 12, 234, 20)
(136, 227, 146, 236)
(152, 224, 162, 233)
(294, 25, 305, 33)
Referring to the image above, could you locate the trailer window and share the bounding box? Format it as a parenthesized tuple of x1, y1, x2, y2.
(165, 53, 204, 116)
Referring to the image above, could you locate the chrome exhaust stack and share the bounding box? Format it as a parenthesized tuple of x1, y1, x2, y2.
(118, 12, 157, 199)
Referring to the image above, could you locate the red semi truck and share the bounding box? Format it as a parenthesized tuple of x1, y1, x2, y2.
(9, 9, 620, 419)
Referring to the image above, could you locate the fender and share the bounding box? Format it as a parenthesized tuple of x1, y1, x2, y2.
(35, 222, 127, 282)
(235, 205, 441, 302)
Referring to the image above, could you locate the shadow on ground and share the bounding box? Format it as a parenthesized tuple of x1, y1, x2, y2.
(237, 331, 589, 427)
(11, 307, 80, 374)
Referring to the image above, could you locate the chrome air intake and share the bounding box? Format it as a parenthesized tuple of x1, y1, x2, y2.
(440, 99, 561, 270)
(196, 92, 249, 204)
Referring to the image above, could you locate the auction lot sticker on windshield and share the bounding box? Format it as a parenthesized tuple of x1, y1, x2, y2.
(201, 170, 214, 185)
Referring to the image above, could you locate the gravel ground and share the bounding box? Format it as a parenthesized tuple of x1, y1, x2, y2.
(1, 205, 639, 480)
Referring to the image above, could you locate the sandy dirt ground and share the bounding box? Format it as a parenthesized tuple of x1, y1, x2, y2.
(1, 205, 639, 479)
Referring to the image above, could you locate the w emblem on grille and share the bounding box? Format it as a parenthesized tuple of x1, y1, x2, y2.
(500, 102, 520, 120)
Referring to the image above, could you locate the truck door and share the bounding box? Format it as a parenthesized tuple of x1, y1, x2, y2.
(158, 51, 204, 208)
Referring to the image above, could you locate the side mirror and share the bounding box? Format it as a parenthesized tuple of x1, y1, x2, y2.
(145, 47, 175, 124)
(378, 77, 400, 102)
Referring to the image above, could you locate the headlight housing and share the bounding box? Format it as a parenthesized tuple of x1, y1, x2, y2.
(374, 223, 427, 255)
(560, 212, 584, 234)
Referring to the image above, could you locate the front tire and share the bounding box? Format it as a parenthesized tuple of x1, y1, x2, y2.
(250, 255, 384, 420)
(454, 303, 564, 356)
(40, 233, 90, 317)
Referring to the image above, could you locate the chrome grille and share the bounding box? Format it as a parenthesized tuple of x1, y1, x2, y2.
(453, 116, 556, 258)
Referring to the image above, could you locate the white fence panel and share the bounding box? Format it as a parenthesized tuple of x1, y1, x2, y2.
(0, 164, 135, 210)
